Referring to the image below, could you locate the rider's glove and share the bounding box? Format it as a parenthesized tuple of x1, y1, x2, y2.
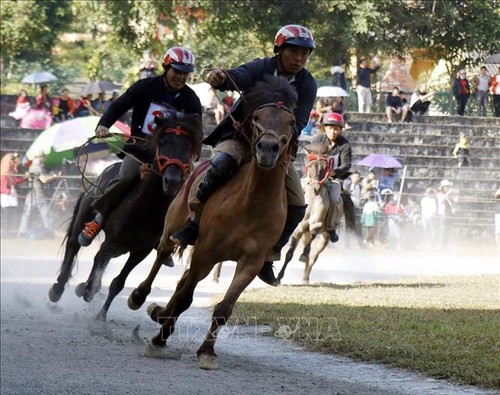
(95, 125, 111, 138)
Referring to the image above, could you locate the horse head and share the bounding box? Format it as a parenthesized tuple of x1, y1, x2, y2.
(243, 76, 298, 169)
(304, 143, 331, 195)
(148, 111, 203, 196)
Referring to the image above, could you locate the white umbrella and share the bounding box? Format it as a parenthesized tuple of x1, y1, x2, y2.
(316, 85, 350, 97)
(80, 81, 120, 96)
(483, 53, 500, 64)
(21, 71, 58, 85)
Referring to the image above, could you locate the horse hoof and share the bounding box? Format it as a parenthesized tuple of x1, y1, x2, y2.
(75, 282, 86, 298)
(298, 254, 308, 263)
(127, 289, 146, 310)
(48, 284, 62, 303)
(143, 340, 181, 359)
(147, 303, 161, 321)
(198, 354, 219, 370)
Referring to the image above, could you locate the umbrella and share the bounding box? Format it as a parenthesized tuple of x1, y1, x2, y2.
(483, 53, 500, 64)
(25, 116, 130, 169)
(316, 86, 350, 97)
(358, 154, 403, 169)
(21, 71, 58, 85)
(80, 81, 119, 96)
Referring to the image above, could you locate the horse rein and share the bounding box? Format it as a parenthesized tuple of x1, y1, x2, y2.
(155, 126, 192, 175)
(305, 154, 334, 187)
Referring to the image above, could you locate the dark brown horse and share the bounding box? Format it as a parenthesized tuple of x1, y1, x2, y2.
(48, 112, 202, 321)
(277, 144, 358, 284)
(128, 75, 297, 369)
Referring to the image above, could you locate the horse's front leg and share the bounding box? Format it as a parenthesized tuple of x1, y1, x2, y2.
(276, 227, 301, 282)
(145, 252, 215, 359)
(128, 238, 175, 310)
(75, 246, 114, 302)
(95, 247, 152, 321)
(303, 232, 329, 284)
(197, 255, 262, 370)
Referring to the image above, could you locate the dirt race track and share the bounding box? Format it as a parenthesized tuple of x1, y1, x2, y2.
(1, 236, 499, 395)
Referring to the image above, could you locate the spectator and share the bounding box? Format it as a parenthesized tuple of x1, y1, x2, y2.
(436, 179, 459, 249)
(383, 191, 405, 249)
(378, 168, 399, 191)
(18, 151, 59, 239)
(360, 170, 378, 203)
(1, 153, 25, 236)
(331, 59, 347, 90)
(385, 86, 409, 123)
(315, 96, 333, 119)
(452, 133, 471, 167)
(452, 69, 471, 116)
(35, 85, 53, 115)
(91, 92, 106, 115)
(75, 94, 98, 117)
(139, 50, 157, 79)
(300, 110, 321, 138)
(361, 191, 382, 249)
(331, 96, 351, 129)
(471, 66, 491, 117)
(8, 89, 31, 121)
(54, 89, 75, 122)
(104, 90, 119, 112)
(490, 66, 500, 117)
(420, 187, 438, 248)
(206, 89, 225, 124)
(222, 91, 234, 113)
(356, 57, 380, 113)
(409, 83, 435, 115)
(343, 171, 362, 208)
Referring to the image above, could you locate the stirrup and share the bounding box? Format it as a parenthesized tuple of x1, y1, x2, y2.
(257, 262, 279, 287)
(170, 219, 199, 247)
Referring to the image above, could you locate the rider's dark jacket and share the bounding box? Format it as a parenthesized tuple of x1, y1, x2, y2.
(311, 134, 352, 180)
(98, 75, 202, 160)
(203, 56, 317, 154)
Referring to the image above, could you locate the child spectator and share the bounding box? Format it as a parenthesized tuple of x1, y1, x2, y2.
(361, 191, 382, 249)
(452, 133, 471, 167)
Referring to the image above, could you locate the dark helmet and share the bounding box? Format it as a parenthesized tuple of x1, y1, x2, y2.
(273, 24, 316, 54)
(322, 112, 345, 128)
(162, 47, 195, 73)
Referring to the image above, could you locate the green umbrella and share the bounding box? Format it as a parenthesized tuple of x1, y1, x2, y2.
(25, 116, 130, 169)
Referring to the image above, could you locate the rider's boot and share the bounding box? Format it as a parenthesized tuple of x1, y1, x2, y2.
(78, 212, 105, 247)
(258, 205, 307, 286)
(170, 153, 239, 247)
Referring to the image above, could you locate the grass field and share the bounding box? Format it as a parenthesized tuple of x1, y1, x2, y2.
(231, 275, 500, 389)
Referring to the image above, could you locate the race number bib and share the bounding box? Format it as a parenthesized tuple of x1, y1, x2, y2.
(328, 154, 339, 170)
(142, 102, 175, 136)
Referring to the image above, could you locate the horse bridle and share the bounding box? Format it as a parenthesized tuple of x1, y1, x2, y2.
(155, 125, 192, 176)
(305, 154, 334, 187)
(251, 101, 294, 155)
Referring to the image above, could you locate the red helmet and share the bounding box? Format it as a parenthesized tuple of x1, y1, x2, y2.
(273, 24, 316, 54)
(162, 47, 195, 73)
(323, 112, 344, 128)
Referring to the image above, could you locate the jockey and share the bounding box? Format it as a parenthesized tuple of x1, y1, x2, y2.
(78, 46, 202, 247)
(170, 24, 318, 286)
(310, 112, 352, 242)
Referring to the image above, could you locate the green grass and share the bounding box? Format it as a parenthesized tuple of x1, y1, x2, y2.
(230, 275, 500, 389)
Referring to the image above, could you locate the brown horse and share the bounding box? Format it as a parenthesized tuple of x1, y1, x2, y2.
(276, 144, 358, 284)
(128, 75, 297, 369)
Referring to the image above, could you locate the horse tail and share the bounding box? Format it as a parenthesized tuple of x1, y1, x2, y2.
(341, 190, 356, 232)
(61, 192, 85, 248)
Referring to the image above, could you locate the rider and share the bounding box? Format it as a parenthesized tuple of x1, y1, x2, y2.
(78, 46, 202, 247)
(170, 24, 318, 286)
(310, 112, 352, 242)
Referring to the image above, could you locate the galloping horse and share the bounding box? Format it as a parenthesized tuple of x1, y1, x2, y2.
(48, 112, 202, 321)
(128, 76, 297, 369)
(276, 143, 358, 284)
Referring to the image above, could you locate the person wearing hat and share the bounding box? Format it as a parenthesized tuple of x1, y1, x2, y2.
(437, 180, 459, 248)
(170, 24, 318, 286)
(18, 150, 59, 238)
(78, 46, 202, 247)
(420, 187, 438, 248)
(310, 112, 352, 243)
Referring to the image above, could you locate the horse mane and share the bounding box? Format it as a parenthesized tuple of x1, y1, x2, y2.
(242, 75, 298, 116)
(144, 111, 203, 159)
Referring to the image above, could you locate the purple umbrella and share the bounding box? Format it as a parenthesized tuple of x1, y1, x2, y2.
(358, 154, 403, 169)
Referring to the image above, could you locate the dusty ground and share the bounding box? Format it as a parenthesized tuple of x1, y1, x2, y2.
(1, 235, 499, 395)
